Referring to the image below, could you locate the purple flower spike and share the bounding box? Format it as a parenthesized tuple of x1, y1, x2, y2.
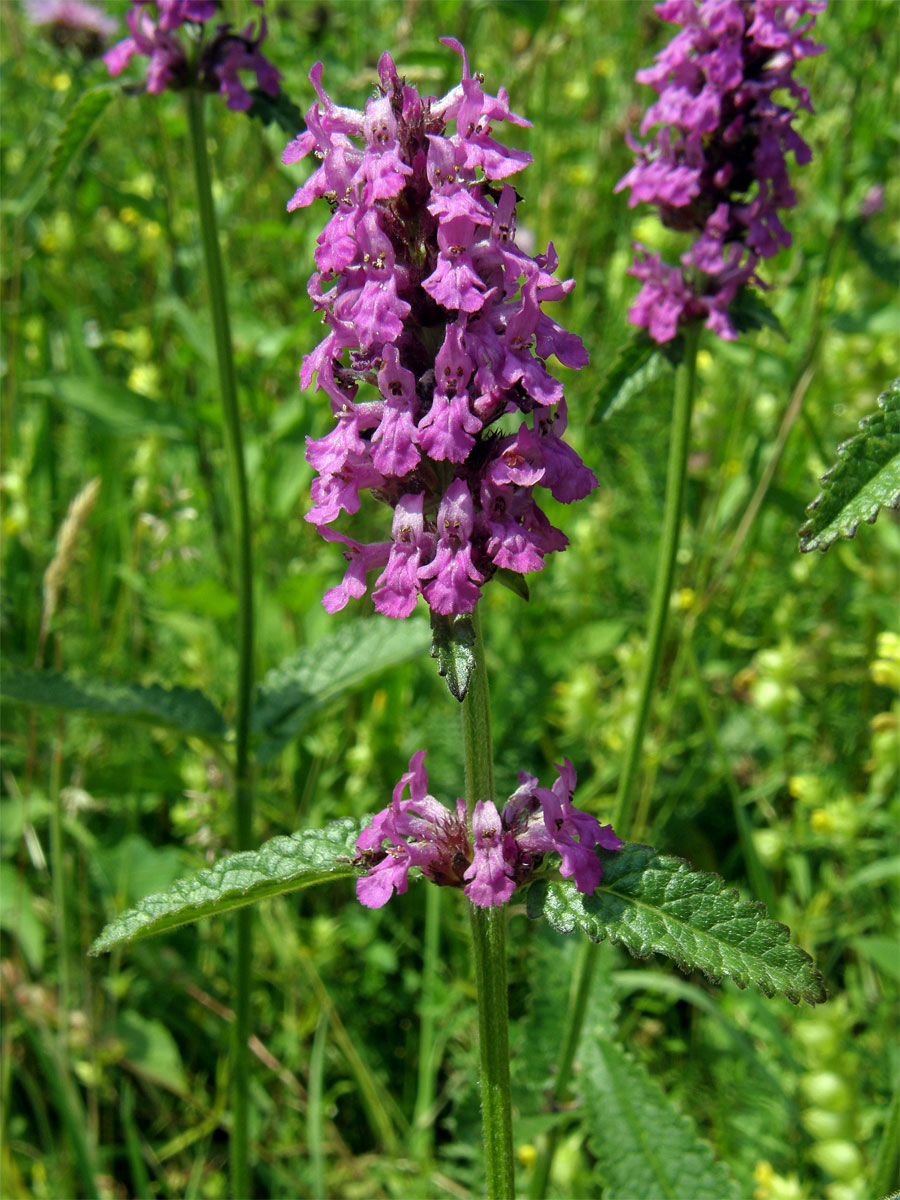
(356, 755, 622, 909)
(105, 0, 281, 110)
(286, 39, 597, 618)
(616, 0, 824, 342)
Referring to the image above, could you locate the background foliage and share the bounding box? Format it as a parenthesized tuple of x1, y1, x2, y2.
(1, 1, 897, 1198)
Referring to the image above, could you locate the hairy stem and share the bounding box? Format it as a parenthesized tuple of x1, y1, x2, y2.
(613, 322, 700, 832)
(185, 90, 255, 1200)
(462, 610, 515, 1199)
(413, 882, 442, 1162)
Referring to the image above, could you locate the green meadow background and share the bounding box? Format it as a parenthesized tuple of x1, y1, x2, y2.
(1, 1, 897, 1197)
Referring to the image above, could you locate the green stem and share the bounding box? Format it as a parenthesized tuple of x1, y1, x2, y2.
(871, 1073, 900, 1199)
(413, 881, 442, 1162)
(185, 90, 255, 1200)
(308, 1008, 328, 1200)
(613, 322, 700, 833)
(462, 609, 515, 1199)
(462, 608, 495, 813)
(530, 324, 700, 1199)
(48, 708, 69, 1060)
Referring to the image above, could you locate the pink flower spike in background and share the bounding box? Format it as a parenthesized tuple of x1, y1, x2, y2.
(26, 0, 116, 55)
(104, 0, 281, 111)
(355, 754, 621, 909)
(616, 0, 825, 343)
(285, 38, 597, 620)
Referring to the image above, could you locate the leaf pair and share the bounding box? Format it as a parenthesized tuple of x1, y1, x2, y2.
(89, 831, 825, 1009)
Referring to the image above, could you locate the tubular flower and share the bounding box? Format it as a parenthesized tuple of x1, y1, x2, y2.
(104, 0, 281, 111)
(285, 39, 597, 619)
(615, 0, 824, 342)
(355, 754, 622, 909)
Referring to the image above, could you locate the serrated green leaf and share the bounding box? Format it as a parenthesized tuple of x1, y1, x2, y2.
(525, 844, 825, 1005)
(591, 331, 678, 423)
(89, 819, 363, 954)
(429, 612, 476, 702)
(252, 618, 430, 760)
(47, 85, 116, 192)
(1, 668, 226, 737)
(247, 88, 305, 133)
(583, 1037, 743, 1200)
(799, 379, 900, 552)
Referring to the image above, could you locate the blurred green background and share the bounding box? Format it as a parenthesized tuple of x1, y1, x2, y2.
(1, 1, 897, 1197)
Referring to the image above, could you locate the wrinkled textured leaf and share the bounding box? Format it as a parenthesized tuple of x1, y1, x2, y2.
(47, 85, 116, 191)
(90, 819, 363, 954)
(584, 1037, 743, 1200)
(526, 844, 825, 1005)
(592, 331, 679, 423)
(430, 612, 476, 702)
(253, 618, 429, 759)
(799, 378, 900, 552)
(1, 668, 226, 737)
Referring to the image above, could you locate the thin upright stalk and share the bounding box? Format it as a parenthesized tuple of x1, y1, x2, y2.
(462, 610, 515, 1200)
(413, 881, 442, 1162)
(185, 90, 255, 1200)
(613, 322, 700, 833)
(529, 323, 701, 1199)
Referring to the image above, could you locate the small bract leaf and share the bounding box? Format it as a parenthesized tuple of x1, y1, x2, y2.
(89, 819, 364, 955)
(583, 1037, 743, 1200)
(495, 568, 530, 601)
(526, 843, 826, 1005)
(430, 612, 476, 702)
(799, 378, 900, 552)
(0, 668, 226, 737)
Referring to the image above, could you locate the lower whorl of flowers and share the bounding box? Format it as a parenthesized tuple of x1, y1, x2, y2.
(286, 40, 597, 619)
(355, 752, 623, 909)
(616, 0, 824, 343)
